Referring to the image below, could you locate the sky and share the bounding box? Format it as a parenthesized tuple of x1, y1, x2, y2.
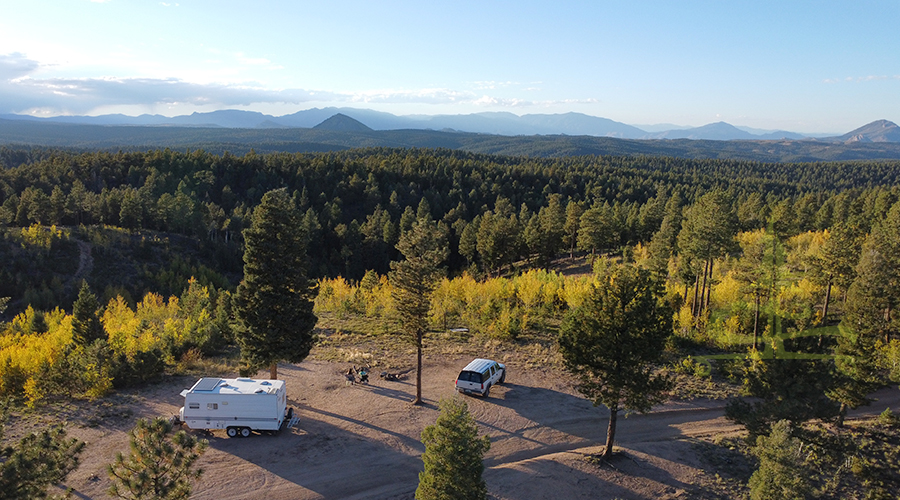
(0, 0, 897, 134)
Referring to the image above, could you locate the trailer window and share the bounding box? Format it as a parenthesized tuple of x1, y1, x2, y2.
(207, 403, 218, 410)
(189, 403, 199, 409)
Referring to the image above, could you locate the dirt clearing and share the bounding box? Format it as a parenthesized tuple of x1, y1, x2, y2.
(42, 356, 900, 500)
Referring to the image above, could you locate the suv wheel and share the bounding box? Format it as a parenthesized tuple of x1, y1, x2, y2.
(499, 370, 506, 384)
(483, 385, 490, 397)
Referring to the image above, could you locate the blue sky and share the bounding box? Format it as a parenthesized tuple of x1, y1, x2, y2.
(0, 0, 897, 133)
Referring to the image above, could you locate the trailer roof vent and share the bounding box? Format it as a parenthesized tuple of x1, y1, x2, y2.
(255, 389, 265, 393)
(261, 381, 271, 385)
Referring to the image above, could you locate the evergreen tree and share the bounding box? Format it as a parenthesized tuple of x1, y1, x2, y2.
(0, 414, 84, 500)
(809, 222, 864, 322)
(416, 398, 490, 500)
(234, 188, 318, 379)
(725, 355, 840, 438)
(458, 218, 479, 268)
(107, 417, 208, 500)
(535, 193, 566, 266)
(828, 326, 881, 427)
(563, 200, 584, 260)
(390, 212, 448, 404)
(747, 420, 812, 500)
(558, 264, 672, 458)
(475, 208, 518, 277)
(677, 190, 736, 322)
(830, 215, 900, 425)
(71, 280, 105, 345)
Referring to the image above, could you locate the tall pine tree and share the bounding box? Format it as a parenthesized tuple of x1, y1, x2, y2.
(390, 207, 448, 404)
(234, 188, 317, 379)
(558, 264, 672, 458)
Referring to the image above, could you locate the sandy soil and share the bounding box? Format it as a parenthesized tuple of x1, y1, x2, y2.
(52, 356, 900, 500)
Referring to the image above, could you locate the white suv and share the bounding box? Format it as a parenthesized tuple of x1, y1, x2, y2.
(455, 358, 506, 397)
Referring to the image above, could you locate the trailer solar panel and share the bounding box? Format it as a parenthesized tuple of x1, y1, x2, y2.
(193, 378, 222, 391)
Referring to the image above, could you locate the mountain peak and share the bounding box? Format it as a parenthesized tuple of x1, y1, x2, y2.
(313, 113, 372, 132)
(832, 120, 900, 143)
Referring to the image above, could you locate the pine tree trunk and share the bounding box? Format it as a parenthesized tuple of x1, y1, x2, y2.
(698, 259, 710, 317)
(703, 259, 713, 314)
(414, 330, 423, 404)
(753, 292, 760, 350)
(819, 279, 832, 348)
(604, 404, 618, 459)
(885, 306, 892, 344)
(270, 363, 278, 380)
(692, 272, 701, 318)
(837, 402, 847, 428)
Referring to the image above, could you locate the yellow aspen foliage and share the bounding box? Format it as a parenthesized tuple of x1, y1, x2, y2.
(711, 271, 743, 309)
(633, 241, 650, 264)
(314, 277, 359, 317)
(515, 269, 547, 311)
(103, 292, 187, 360)
(429, 277, 464, 330)
(19, 224, 64, 250)
(736, 228, 767, 249)
(776, 280, 817, 331)
(879, 339, 900, 382)
(365, 274, 395, 318)
(0, 308, 73, 400)
(676, 304, 693, 333)
(786, 230, 827, 270)
(103, 296, 143, 358)
(559, 276, 594, 310)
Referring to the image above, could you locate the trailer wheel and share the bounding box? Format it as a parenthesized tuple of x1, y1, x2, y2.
(226, 427, 238, 438)
(240, 427, 251, 438)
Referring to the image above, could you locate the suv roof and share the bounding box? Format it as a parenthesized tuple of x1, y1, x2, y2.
(461, 358, 497, 373)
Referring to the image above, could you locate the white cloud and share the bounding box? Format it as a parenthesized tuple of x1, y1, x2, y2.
(1, 76, 344, 114)
(0, 73, 598, 116)
(236, 53, 272, 66)
(824, 75, 900, 84)
(0, 53, 40, 81)
(347, 88, 475, 105)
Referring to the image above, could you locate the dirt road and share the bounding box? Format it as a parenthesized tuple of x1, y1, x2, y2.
(61, 357, 899, 500)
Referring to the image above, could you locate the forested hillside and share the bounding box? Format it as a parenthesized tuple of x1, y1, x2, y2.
(3, 146, 900, 498)
(2, 147, 900, 315)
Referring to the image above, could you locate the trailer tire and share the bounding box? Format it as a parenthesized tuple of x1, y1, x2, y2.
(240, 427, 251, 438)
(226, 427, 238, 438)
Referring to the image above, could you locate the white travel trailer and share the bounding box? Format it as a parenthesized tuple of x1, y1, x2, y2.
(178, 377, 293, 437)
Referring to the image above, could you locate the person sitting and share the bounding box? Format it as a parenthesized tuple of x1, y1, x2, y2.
(345, 367, 356, 385)
(358, 367, 369, 384)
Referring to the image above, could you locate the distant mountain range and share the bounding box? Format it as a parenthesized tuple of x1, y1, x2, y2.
(4, 115, 900, 163)
(2, 107, 897, 143)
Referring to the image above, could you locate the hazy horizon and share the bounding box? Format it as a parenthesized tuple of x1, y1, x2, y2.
(1, 1, 897, 134)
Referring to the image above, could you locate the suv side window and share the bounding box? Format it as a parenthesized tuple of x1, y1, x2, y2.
(490, 366, 495, 376)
